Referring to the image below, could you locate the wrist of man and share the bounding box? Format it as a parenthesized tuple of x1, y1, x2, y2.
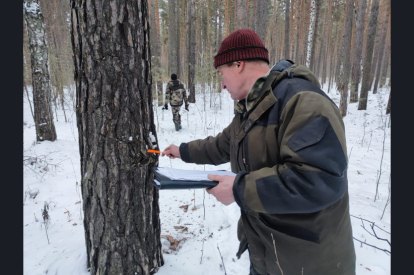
(179, 143, 191, 163)
(233, 171, 249, 210)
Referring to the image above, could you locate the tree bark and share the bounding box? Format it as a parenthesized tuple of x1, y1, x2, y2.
(188, 0, 196, 103)
(372, 0, 390, 94)
(338, 0, 354, 117)
(168, 0, 178, 76)
(24, 0, 57, 142)
(380, 15, 391, 88)
(350, 0, 367, 103)
(284, 0, 290, 59)
(256, 0, 268, 45)
(149, 0, 163, 106)
(306, 0, 316, 66)
(70, 0, 164, 274)
(321, 0, 334, 85)
(358, 0, 380, 110)
(237, 0, 248, 29)
(309, 0, 321, 73)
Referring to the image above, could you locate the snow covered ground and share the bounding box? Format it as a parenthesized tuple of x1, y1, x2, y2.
(23, 81, 391, 275)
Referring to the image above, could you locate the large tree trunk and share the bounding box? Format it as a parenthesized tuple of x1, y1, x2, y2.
(24, 0, 57, 142)
(70, 1, 164, 274)
(338, 0, 354, 117)
(284, 0, 290, 59)
(358, 0, 380, 110)
(256, 0, 268, 45)
(372, 0, 390, 94)
(350, 0, 367, 103)
(188, 0, 196, 103)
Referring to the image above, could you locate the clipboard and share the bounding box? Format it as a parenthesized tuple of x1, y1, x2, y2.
(152, 167, 219, 190)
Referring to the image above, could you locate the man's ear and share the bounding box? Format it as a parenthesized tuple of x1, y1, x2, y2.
(237, 61, 245, 73)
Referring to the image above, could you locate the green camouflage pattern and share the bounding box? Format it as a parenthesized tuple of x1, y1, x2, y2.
(165, 79, 189, 107)
(171, 106, 181, 125)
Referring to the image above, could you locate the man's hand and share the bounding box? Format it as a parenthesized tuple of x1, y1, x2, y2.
(161, 144, 181, 159)
(206, 175, 236, 206)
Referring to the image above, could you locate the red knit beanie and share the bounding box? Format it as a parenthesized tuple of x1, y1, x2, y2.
(214, 29, 269, 69)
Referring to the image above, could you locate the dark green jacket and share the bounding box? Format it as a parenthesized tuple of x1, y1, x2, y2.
(179, 61, 356, 275)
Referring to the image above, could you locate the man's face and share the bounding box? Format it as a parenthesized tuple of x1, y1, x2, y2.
(217, 62, 246, 101)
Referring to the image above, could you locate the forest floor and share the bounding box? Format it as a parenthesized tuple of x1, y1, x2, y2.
(23, 81, 391, 275)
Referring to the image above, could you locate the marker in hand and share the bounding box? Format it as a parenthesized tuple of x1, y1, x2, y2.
(147, 149, 161, 154)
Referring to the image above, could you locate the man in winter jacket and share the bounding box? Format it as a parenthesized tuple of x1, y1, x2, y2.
(164, 73, 189, 131)
(162, 29, 356, 275)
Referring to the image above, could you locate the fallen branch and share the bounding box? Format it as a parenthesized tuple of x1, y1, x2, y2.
(217, 244, 227, 275)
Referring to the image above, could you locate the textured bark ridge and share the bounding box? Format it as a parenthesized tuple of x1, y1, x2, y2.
(70, 1, 163, 274)
(24, 0, 57, 142)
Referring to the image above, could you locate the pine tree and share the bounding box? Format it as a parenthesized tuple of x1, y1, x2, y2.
(70, 0, 164, 273)
(358, 0, 380, 110)
(350, 0, 367, 103)
(338, 0, 354, 117)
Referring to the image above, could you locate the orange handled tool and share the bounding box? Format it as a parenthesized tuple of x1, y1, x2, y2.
(147, 149, 161, 154)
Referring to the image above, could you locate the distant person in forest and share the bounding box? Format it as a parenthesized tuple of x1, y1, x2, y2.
(163, 73, 189, 131)
(162, 29, 356, 274)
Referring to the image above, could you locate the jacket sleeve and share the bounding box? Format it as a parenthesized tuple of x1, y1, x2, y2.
(179, 123, 232, 165)
(233, 91, 348, 214)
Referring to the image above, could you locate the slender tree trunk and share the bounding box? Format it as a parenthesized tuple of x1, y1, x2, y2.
(188, 0, 196, 103)
(350, 0, 367, 103)
(70, 1, 164, 274)
(24, 0, 57, 142)
(335, 4, 347, 85)
(246, 0, 250, 29)
(321, 0, 334, 85)
(289, 0, 295, 58)
(237, 0, 248, 29)
(373, 0, 390, 94)
(362, 0, 371, 61)
(338, 0, 354, 117)
(316, 0, 328, 78)
(251, 0, 256, 32)
(358, 0, 380, 110)
(169, 0, 178, 75)
(284, 0, 290, 59)
(176, 1, 181, 77)
(309, 0, 321, 72)
(155, 0, 163, 106)
(256, 0, 268, 45)
(380, 16, 391, 88)
(306, 0, 316, 66)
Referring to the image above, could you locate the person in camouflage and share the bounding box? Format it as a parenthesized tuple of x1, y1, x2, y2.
(163, 73, 189, 131)
(162, 30, 356, 275)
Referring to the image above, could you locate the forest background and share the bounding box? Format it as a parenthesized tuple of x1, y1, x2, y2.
(23, 0, 391, 117)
